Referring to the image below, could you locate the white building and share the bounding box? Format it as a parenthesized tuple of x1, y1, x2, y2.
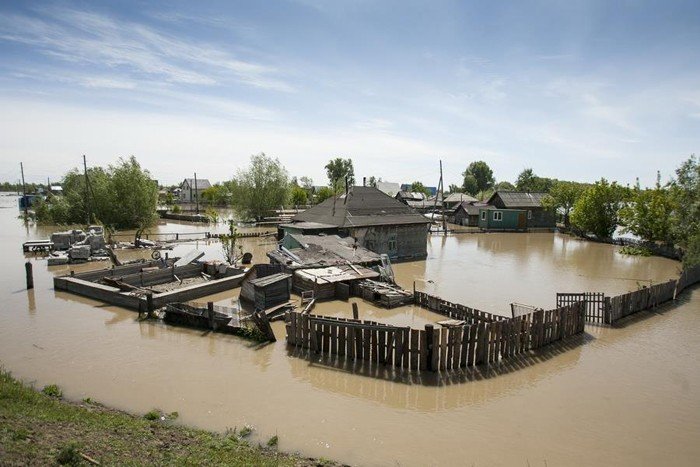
(180, 178, 211, 203)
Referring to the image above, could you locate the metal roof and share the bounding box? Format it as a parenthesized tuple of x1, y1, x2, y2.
(488, 191, 547, 208)
(181, 178, 212, 190)
(292, 186, 429, 228)
(443, 192, 478, 204)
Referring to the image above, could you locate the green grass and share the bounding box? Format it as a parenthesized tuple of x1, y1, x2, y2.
(0, 367, 326, 466)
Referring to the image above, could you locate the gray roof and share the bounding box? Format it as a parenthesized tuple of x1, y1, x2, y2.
(443, 192, 478, 204)
(292, 186, 429, 228)
(181, 178, 212, 190)
(488, 191, 547, 208)
(455, 201, 488, 215)
(279, 222, 338, 231)
(396, 191, 427, 201)
(249, 272, 291, 288)
(268, 234, 381, 269)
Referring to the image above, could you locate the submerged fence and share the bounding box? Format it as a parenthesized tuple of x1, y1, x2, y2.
(286, 299, 585, 372)
(563, 264, 700, 325)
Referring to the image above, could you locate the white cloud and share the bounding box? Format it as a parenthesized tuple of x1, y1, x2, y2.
(0, 7, 294, 91)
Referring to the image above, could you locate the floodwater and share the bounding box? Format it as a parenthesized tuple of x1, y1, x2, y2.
(1, 194, 699, 466)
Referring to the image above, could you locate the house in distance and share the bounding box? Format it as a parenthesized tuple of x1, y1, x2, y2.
(179, 178, 211, 203)
(478, 191, 556, 231)
(281, 186, 430, 261)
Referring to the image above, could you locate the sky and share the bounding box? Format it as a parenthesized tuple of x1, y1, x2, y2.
(0, 0, 699, 188)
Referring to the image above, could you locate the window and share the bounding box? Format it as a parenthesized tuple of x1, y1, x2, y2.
(481, 211, 486, 220)
(388, 234, 397, 252)
(527, 210, 532, 220)
(493, 211, 503, 221)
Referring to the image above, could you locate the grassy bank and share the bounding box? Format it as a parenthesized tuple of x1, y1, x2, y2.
(0, 369, 327, 466)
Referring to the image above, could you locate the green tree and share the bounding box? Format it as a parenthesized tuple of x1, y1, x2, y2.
(315, 186, 335, 203)
(515, 168, 555, 193)
(542, 181, 585, 227)
(462, 161, 494, 200)
(670, 155, 700, 265)
(570, 178, 628, 239)
(201, 184, 231, 206)
(290, 185, 308, 206)
(231, 153, 290, 221)
(325, 157, 354, 191)
(494, 181, 516, 191)
(34, 157, 158, 236)
(409, 181, 430, 196)
(619, 173, 675, 243)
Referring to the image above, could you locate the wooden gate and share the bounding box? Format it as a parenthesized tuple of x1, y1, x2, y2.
(556, 292, 608, 324)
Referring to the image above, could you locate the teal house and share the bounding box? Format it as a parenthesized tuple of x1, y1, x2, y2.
(478, 207, 528, 231)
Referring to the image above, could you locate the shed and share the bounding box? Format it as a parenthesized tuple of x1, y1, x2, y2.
(478, 207, 528, 231)
(453, 201, 487, 226)
(241, 273, 292, 310)
(293, 265, 379, 301)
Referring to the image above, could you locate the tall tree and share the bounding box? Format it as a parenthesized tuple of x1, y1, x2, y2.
(494, 181, 516, 191)
(462, 174, 479, 196)
(542, 181, 585, 227)
(410, 181, 430, 196)
(570, 178, 628, 239)
(515, 168, 555, 193)
(325, 157, 355, 191)
(619, 173, 675, 243)
(231, 153, 290, 221)
(670, 155, 700, 266)
(462, 161, 495, 200)
(34, 156, 158, 235)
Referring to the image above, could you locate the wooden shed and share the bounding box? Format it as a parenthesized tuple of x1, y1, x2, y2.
(241, 272, 292, 310)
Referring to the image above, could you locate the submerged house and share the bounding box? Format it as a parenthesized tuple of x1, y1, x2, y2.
(179, 178, 212, 203)
(283, 186, 430, 261)
(442, 192, 478, 210)
(453, 201, 487, 227)
(477, 191, 556, 231)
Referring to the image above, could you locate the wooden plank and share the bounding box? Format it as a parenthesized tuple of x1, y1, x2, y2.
(347, 326, 355, 359)
(446, 327, 454, 369)
(467, 324, 477, 366)
(371, 327, 379, 364)
(394, 330, 403, 368)
(419, 329, 428, 370)
(330, 324, 338, 355)
(402, 328, 410, 369)
(439, 327, 448, 371)
(363, 327, 371, 361)
(338, 325, 346, 356)
(475, 322, 486, 365)
(459, 325, 469, 368)
(378, 329, 387, 365)
(431, 328, 440, 372)
(410, 329, 419, 370)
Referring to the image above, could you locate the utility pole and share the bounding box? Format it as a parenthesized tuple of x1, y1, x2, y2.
(194, 172, 199, 214)
(20, 162, 27, 218)
(439, 160, 447, 236)
(83, 155, 91, 225)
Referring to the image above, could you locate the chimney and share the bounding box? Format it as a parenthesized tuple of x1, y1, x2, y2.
(363, 177, 366, 187)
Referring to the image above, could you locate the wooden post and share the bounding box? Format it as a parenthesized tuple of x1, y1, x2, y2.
(146, 293, 153, 313)
(352, 302, 359, 320)
(425, 323, 434, 372)
(207, 302, 215, 330)
(25, 261, 33, 289)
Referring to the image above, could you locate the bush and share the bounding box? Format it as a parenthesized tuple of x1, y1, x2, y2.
(56, 441, 82, 465)
(41, 384, 62, 398)
(267, 435, 278, 448)
(144, 409, 161, 421)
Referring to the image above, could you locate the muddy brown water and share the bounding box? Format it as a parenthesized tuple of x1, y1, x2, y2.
(1, 194, 699, 466)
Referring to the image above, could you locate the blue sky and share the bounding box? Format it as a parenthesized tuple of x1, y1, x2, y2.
(1, 0, 699, 187)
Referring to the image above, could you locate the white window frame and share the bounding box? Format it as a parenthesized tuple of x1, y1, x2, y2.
(493, 211, 503, 222)
(527, 210, 532, 220)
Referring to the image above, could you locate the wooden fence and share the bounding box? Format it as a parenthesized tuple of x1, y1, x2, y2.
(286, 301, 585, 372)
(565, 264, 700, 325)
(413, 291, 505, 324)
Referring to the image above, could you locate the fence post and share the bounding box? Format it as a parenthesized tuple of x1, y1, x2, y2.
(25, 261, 33, 290)
(207, 301, 215, 330)
(352, 303, 359, 320)
(425, 324, 434, 372)
(146, 293, 153, 314)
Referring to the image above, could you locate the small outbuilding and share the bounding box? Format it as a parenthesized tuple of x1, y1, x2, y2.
(240, 272, 292, 310)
